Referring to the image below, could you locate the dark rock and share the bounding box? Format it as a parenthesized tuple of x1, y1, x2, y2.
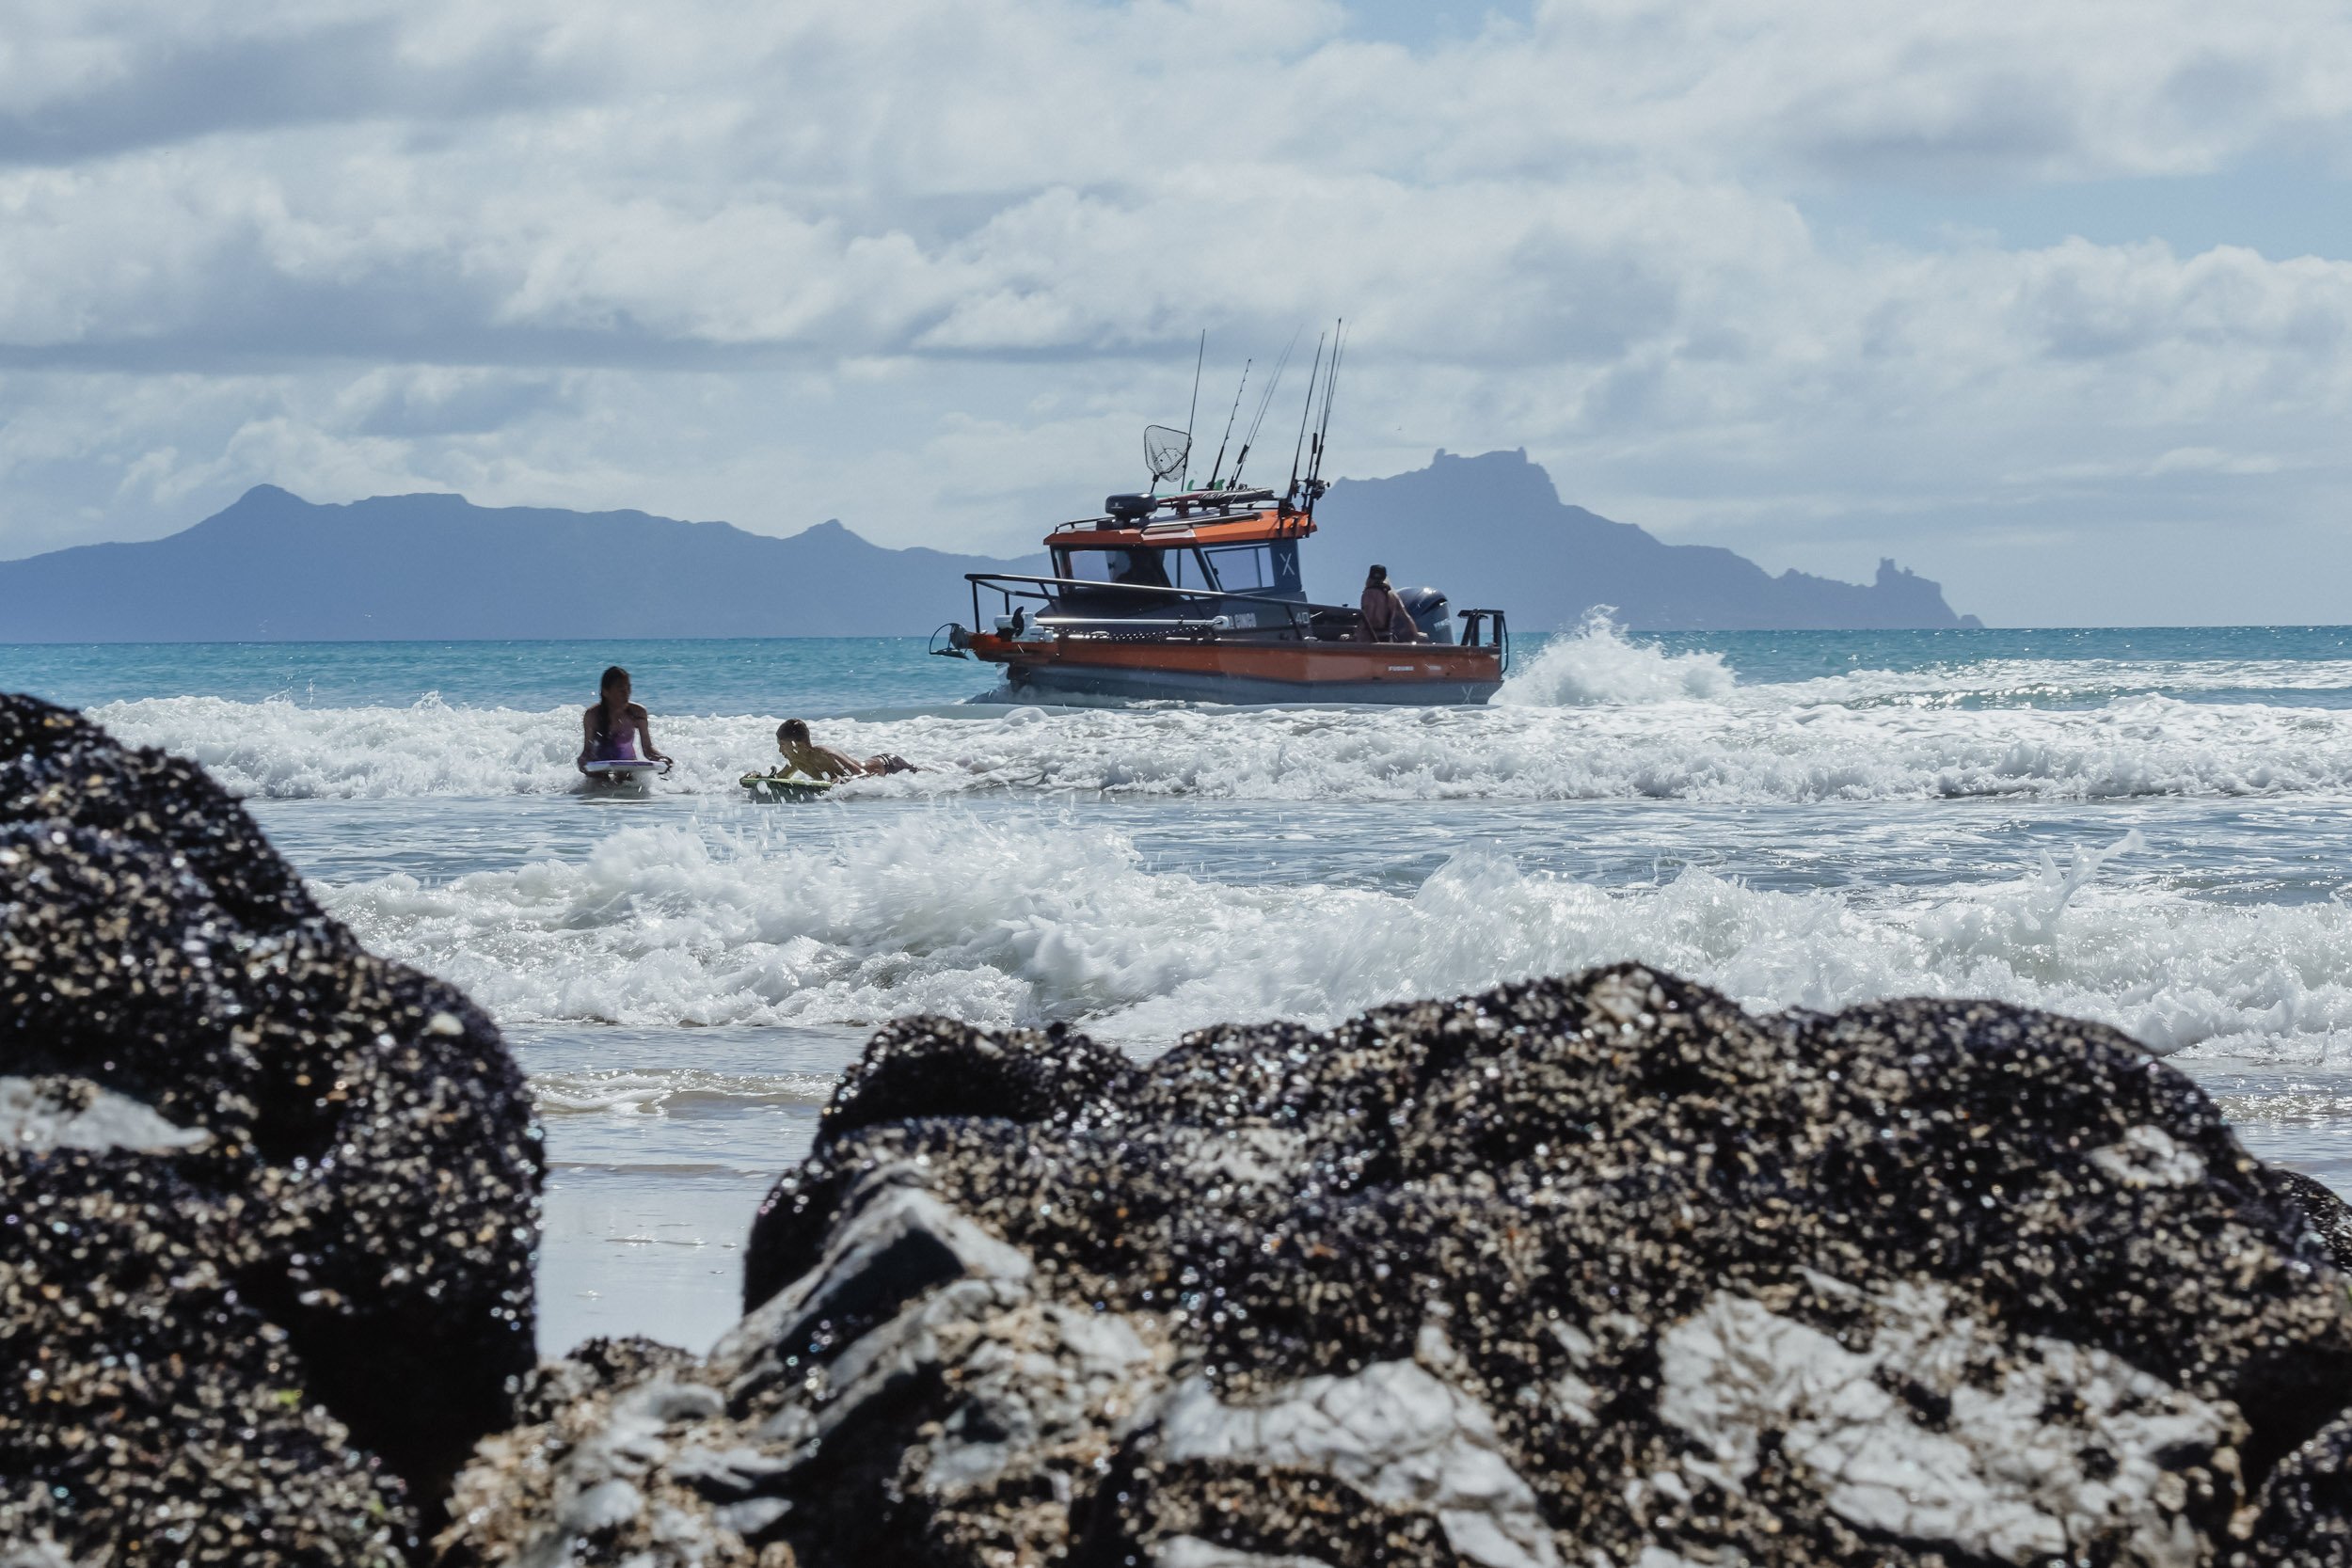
(741, 1018, 1136, 1310)
(438, 1339, 787, 1568)
(0, 1126, 412, 1565)
(440, 969, 2352, 1567)
(2249, 1407, 2352, 1565)
(2265, 1166, 2352, 1275)
(0, 694, 541, 1561)
(507, 1336, 703, 1431)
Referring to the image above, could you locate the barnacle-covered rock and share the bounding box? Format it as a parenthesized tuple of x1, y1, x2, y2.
(2268, 1166, 2352, 1276)
(0, 694, 542, 1563)
(440, 973, 2352, 1565)
(2250, 1406, 2352, 1566)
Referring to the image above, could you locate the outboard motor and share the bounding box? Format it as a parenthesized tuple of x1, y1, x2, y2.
(1399, 586, 1455, 644)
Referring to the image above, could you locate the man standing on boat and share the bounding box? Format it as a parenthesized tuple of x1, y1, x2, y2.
(1360, 564, 1430, 643)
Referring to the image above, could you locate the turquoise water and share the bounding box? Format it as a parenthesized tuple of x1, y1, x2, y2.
(2, 635, 978, 713)
(16, 624, 2352, 712)
(11, 622, 2352, 1353)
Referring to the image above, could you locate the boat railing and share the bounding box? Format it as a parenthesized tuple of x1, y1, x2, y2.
(1045, 488, 1279, 534)
(963, 574, 1509, 664)
(1460, 609, 1511, 671)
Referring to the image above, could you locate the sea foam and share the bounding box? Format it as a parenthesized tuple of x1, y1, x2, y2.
(78, 617, 2352, 804)
(322, 814, 2352, 1061)
(87, 686, 2352, 805)
(527, 1067, 835, 1117)
(1491, 610, 1737, 705)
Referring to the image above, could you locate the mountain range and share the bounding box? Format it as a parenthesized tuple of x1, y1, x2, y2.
(0, 451, 1974, 641)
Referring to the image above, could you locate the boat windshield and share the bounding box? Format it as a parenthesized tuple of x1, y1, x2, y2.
(1057, 546, 1171, 589)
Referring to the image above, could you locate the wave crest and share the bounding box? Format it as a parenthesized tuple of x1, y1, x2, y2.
(81, 631, 2352, 806)
(325, 814, 2352, 1060)
(1492, 610, 1736, 706)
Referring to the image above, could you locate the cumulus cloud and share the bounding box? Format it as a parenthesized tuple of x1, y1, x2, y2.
(3, 0, 2352, 621)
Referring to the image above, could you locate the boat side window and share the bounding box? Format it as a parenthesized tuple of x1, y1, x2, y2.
(1168, 549, 1213, 591)
(1203, 544, 1281, 594)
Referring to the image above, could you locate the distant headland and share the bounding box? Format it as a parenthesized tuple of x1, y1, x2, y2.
(0, 451, 1975, 641)
(1311, 450, 1979, 632)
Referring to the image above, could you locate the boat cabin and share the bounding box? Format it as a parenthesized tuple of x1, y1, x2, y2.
(1054, 536, 1303, 598)
(1047, 488, 1311, 610)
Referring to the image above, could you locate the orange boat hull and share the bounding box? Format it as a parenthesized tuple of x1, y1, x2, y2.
(966, 634, 1503, 705)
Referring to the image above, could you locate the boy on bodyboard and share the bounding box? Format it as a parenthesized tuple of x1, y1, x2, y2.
(741, 719, 916, 798)
(773, 719, 917, 779)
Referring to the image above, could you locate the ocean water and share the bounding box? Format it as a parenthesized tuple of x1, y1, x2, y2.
(11, 619, 2352, 1354)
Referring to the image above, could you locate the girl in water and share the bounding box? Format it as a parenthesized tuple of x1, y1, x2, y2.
(578, 665, 673, 776)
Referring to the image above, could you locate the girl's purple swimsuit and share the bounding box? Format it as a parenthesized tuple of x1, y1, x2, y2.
(591, 707, 639, 763)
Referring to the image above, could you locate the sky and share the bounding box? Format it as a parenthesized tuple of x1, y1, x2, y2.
(5, 0, 2352, 626)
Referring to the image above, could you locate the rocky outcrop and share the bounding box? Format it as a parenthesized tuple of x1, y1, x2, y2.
(2250, 1409, 2352, 1566)
(0, 694, 541, 1561)
(437, 967, 2352, 1567)
(8, 699, 2344, 1566)
(2269, 1167, 2352, 1275)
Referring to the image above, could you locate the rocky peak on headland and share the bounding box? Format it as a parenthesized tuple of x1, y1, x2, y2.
(7, 693, 2352, 1565)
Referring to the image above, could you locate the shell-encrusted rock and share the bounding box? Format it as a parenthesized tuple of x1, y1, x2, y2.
(441, 979, 2352, 1565)
(2249, 1406, 2352, 1566)
(0, 693, 542, 1563)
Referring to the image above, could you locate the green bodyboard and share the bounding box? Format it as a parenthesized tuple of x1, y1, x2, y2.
(740, 769, 836, 800)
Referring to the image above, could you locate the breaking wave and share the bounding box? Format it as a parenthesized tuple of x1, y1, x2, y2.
(87, 687, 2352, 805)
(72, 620, 2352, 806)
(1491, 610, 1736, 705)
(322, 814, 2352, 1060)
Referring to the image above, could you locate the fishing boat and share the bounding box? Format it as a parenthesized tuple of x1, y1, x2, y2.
(934, 329, 1508, 705)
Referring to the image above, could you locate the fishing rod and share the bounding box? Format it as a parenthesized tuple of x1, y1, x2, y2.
(1229, 328, 1299, 487)
(1181, 330, 1204, 490)
(1286, 330, 1327, 505)
(1204, 358, 1250, 489)
(1305, 318, 1345, 507)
